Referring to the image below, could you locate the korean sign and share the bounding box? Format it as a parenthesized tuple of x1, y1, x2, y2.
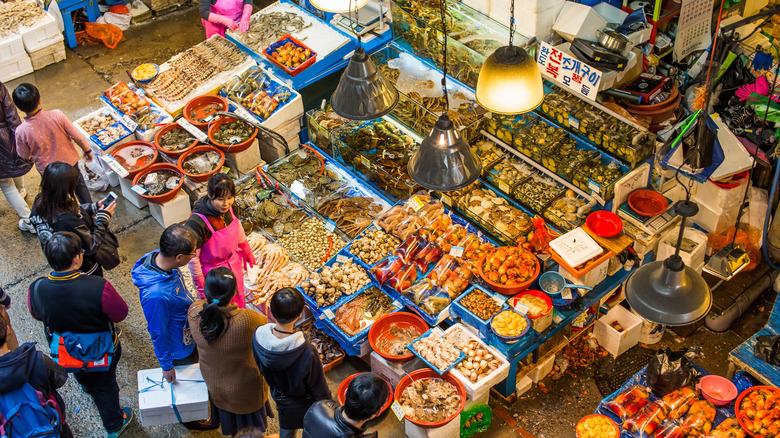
(537, 41, 602, 100)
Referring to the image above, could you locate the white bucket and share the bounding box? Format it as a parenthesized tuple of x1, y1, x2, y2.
(632, 308, 665, 344)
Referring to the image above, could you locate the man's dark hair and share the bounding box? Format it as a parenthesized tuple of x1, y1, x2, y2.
(43, 232, 82, 271)
(159, 224, 197, 258)
(344, 373, 389, 422)
(233, 427, 263, 438)
(12, 83, 40, 113)
(270, 287, 304, 324)
(0, 313, 7, 348)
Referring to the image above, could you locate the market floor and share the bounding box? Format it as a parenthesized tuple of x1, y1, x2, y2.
(1, 4, 776, 437)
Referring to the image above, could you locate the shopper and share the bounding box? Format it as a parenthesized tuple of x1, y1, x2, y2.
(252, 288, 331, 438)
(0, 286, 17, 351)
(186, 173, 255, 308)
(30, 162, 117, 277)
(302, 373, 387, 438)
(27, 231, 133, 438)
(0, 80, 35, 233)
(12, 83, 93, 205)
(199, 0, 253, 38)
(0, 316, 73, 438)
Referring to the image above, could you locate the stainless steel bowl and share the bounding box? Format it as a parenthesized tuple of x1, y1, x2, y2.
(596, 29, 630, 54)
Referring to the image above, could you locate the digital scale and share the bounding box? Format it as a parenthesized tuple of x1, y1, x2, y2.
(617, 197, 680, 236)
(332, 0, 387, 37)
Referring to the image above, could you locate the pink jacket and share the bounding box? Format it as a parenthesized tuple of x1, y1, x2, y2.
(15, 109, 90, 173)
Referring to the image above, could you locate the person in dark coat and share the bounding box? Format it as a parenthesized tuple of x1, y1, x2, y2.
(252, 288, 331, 438)
(302, 373, 387, 438)
(0, 80, 34, 233)
(0, 313, 72, 437)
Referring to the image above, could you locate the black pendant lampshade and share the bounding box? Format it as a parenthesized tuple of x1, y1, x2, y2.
(408, 115, 481, 191)
(331, 48, 399, 120)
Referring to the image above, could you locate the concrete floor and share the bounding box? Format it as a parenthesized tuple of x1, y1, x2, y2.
(0, 4, 776, 437)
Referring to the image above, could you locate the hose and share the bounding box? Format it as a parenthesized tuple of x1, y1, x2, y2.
(762, 157, 780, 270)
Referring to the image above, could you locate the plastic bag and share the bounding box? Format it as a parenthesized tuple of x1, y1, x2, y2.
(645, 347, 701, 397)
(80, 22, 124, 49)
(529, 217, 553, 254)
(413, 241, 443, 273)
(681, 400, 715, 435)
(394, 215, 426, 241)
(386, 262, 418, 293)
(419, 214, 452, 241)
(406, 279, 450, 316)
(607, 385, 650, 419)
(394, 233, 426, 264)
(78, 160, 109, 192)
(754, 335, 780, 366)
(623, 401, 668, 437)
(706, 417, 746, 438)
(653, 419, 686, 438)
(456, 233, 482, 259)
(435, 224, 468, 253)
(96, 11, 131, 31)
(460, 404, 492, 438)
(371, 256, 404, 286)
(660, 386, 697, 420)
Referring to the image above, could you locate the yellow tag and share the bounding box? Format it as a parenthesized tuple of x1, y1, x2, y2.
(440, 194, 451, 207)
(409, 196, 425, 212)
(220, 166, 231, 174)
(498, 181, 510, 193)
(390, 400, 405, 421)
(360, 155, 371, 169)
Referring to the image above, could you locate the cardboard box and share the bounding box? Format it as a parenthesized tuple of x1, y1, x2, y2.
(28, 34, 66, 70)
(594, 305, 642, 357)
(553, 2, 606, 42)
(137, 364, 209, 426)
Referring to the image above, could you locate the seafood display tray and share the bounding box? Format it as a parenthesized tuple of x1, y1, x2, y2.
(318, 285, 404, 346)
(483, 112, 538, 147)
(443, 324, 510, 398)
(407, 327, 467, 375)
(73, 107, 134, 152)
(571, 152, 630, 203)
(219, 65, 302, 124)
(305, 108, 348, 154)
(263, 34, 317, 77)
(301, 248, 376, 317)
(343, 224, 395, 268)
(450, 284, 509, 339)
(540, 132, 601, 180)
(369, 43, 486, 144)
(331, 118, 422, 203)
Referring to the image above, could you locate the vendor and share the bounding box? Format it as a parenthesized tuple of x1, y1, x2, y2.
(186, 173, 255, 308)
(199, 0, 253, 38)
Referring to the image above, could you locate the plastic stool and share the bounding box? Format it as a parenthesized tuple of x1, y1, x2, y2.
(57, 0, 100, 48)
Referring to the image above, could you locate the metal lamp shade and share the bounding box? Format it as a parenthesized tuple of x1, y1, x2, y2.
(408, 115, 481, 191)
(625, 258, 712, 326)
(475, 45, 544, 115)
(331, 48, 399, 120)
(309, 0, 368, 12)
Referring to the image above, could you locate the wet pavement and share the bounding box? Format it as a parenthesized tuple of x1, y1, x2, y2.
(0, 4, 776, 437)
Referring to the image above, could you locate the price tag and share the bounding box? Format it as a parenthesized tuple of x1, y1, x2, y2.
(120, 114, 138, 132)
(318, 312, 327, 320)
(220, 166, 231, 174)
(324, 220, 337, 233)
(176, 118, 209, 143)
(131, 184, 148, 195)
(324, 308, 336, 319)
(360, 155, 372, 170)
(568, 116, 580, 129)
(390, 400, 405, 421)
(392, 300, 402, 308)
(409, 196, 425, 212)
(102, 156, 129, 178)
(440, 194, 451, 207)
(552, 309, 564, 324)
(449, 245, 464, 258)
(492, 294, 506, 305)
(336, 254, 349, 264)
(498, 181, 510, 194)
(514, 301, 529, 314)
(588, 179, 601, 194)
(561, 288, 573, 300)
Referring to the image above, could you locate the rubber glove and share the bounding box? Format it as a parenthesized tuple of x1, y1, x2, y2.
(239, 4, 252, 33)
(238, 240, 256, 270)
(208, 12, 238, 30)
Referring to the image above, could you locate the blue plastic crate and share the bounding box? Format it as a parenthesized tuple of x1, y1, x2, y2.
(318, 286, 404, 347)
(407, 327, 467, 375)
(397, 280, 451, 327)
(302, 248, 375, 314)
(450, 285, 509, 338)
(220, 77, 298, 123)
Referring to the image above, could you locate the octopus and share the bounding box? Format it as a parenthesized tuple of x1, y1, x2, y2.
(399, 378, 461, 423)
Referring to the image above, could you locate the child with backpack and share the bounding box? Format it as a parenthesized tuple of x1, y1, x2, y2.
(0, 313, 72, 437)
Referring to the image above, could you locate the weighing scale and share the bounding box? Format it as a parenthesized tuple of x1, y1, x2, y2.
(617, 195, 680, 236)
(333, 0, 387, 37)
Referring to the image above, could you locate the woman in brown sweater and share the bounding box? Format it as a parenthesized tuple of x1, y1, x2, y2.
(188, 267, 271, 436)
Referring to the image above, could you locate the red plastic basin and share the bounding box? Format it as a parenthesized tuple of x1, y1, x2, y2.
(628, 189, 668, 217)
(586, 210, 623, 237)
(395, 369, 466, 428)
(131, 163, 184, 204)
(109, 141, 158, 179)
(368, 312, 428, 362)
(177, 145, 225, 182)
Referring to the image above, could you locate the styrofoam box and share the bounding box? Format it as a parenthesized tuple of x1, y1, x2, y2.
(694, 178, 749, 211)
(119, 176, 148, 209)
(74, 108, 133, 154)
(103, 166, 120, 187)
(28, 34, 65, 71)
(691, 196, 740, 235)
(528, 353, 555, 383)
(655, 226, 707, 270)
(148, 191, 191, 228)
(553, 1, 607, 42)
(593, 2, 627, 24)
(20, 12, 60, 52)
(0, 52, 33, 82)
(516, 6, 560, 40)
(593, 305, 642, 357)
(0, 34, 25, 60)
(464, 385, 490, 411)
(405, 414, 460, 438)
(443, 324, 510, 399)
(225, 139, 263, 175)
(369, 351, 425, 388)
(137, 364, 209, 426)
(517, 0, 564, 13)
(559, 256, 610, 290)
(516, 375, 533, 397)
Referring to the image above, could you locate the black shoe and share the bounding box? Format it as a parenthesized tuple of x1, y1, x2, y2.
(182, 420, 218, 431)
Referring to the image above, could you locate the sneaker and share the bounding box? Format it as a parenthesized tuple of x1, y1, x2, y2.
(18, 188, 27, 199)
(106, 407, 134, 438)
(183, 419, 218, 430)
(18, 218, 36, 234)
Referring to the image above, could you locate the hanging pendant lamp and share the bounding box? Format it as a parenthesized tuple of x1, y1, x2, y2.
(408, 0, 481, 191)
(310, 0, 368, 13)
(331, 47, 399, 120)
(475, 0, 543, 114)
(625, 200, 712, 326)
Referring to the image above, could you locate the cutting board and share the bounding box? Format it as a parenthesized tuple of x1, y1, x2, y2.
(583, 223, 633, 254)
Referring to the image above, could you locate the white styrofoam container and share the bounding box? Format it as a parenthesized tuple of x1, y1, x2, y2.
(516, 6, 560, 40)
(559, 256, 610, 290)
(593, 305, 642, 357)
(625, 25, 653, 46)
(631, 307, 664, 344)
(593, 2, 627, 24)
(262, 92, 304, 133)
(405, 414, 460, 438)
(694, 177, 749, 211)
(463, 385, 490, 411)
(370, 352, 425, 388)
(119, 176, 149, 209)
(655, 227, 707, 270)
(225, 139, 263, 175)
(0, 34, 25, 60)
(137, 364, 209, 426)
(148, 191, 191, 227)
(528, 354, 556, 383)
(74, 108, 133, 154)
(691, 196, 740, 235)
(515, 375, 533, 397)
(553, 1, 607, 42)
(20, 12, 60, 52)
(103, 167, 120, 187)
(517, 0, 564, 14)
(0, 52, 33, 82)
(443, 324, 510, 399)
(28, 34, 65, 70)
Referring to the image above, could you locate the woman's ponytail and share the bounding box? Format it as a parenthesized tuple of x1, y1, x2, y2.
(199, 267, 238, 342)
